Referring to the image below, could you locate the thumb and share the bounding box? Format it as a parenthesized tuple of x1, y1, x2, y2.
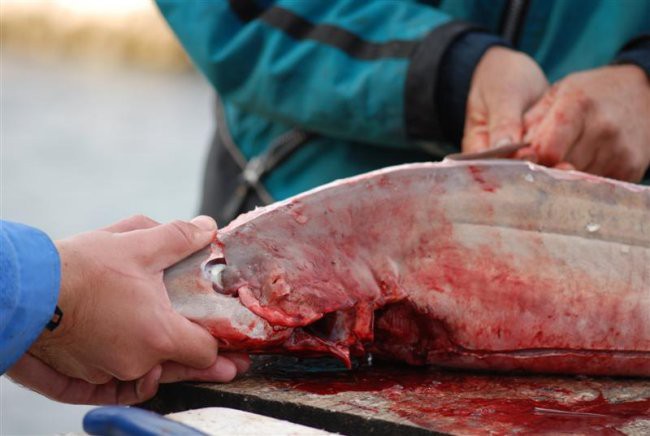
(133, 216, 217, 270)
(487, 98, 525, 149)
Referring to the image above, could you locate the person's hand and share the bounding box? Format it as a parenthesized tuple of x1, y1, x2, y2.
(7, 353, 163, 405)
(8, 215, 250, 404)
(520, 65, 650, 182)
(462, 46, 549, 153)
(7, 352, 251, 405)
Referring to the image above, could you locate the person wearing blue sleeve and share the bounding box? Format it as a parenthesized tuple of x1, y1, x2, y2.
(1, 221, 61, 374)
(156, 0, 650, 224)
(1, 216, 249, 405)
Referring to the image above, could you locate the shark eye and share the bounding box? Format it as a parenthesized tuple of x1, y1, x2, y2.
(204, 257, 234, 295)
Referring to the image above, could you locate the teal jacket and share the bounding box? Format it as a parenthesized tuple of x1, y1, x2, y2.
(157, 0, 650, 200)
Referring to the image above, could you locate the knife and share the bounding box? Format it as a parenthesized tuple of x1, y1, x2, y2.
(445, 142, 530, 161)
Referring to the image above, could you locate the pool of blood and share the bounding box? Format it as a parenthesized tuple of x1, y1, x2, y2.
(251, 356, 650, 435)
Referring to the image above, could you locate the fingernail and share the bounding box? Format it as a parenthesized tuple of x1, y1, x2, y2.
(225, 354, 251, 373)
(492, 136, 513, 149)
(137, 365, 162, 397)
(191, 215, 217, 231)
(153, 364, 162, 380)
(135, 377, 145, 397)
(519, 150, 538, 163)
(523, 131, 532, 143)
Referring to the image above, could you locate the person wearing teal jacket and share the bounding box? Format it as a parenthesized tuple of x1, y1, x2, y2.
(156, 0, 650, 224)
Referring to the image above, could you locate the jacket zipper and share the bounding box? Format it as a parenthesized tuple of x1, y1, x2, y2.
(501, 0, 530, 46)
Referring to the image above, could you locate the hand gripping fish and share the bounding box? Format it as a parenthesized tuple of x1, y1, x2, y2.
(164, 160, 650, 376)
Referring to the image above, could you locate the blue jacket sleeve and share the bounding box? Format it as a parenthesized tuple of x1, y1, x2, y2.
(1, 221, 60, 373)
(156, 0, 482, 145)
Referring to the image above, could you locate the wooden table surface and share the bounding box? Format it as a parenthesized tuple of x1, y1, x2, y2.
(143, 356, 650, 435)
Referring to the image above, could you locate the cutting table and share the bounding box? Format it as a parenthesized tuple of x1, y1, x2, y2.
(142, 356, 650, 435)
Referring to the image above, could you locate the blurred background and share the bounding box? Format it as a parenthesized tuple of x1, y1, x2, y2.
(1, 1, 215, 433)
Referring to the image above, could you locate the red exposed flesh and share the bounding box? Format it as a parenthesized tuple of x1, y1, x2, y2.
(167, 160, 650, 376)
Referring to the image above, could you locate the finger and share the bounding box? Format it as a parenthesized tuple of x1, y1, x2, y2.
(101, 215, 160, 233)
(166, 314, 219, 369)
(7, 354, 114, 405)
(553, 162, 576, 171)
(585, 145, 610, 177)
(461, 125, 490, 154)
(220, 352, 252, 374)
(90, 365, 162, 405)
(82, 369, 114, 385)
(83, 366, 161, 405)
(513, 146, 538, 163)
(564, 136, 598, 172)
(117, 365, 162, 405)
(531, 97, 586, 166)
(523, 116, 541, 145)
(461, 95, 489, 153)
(71, 366, 161, 405)
(7, 354, 71, 400)
(131, 216, 217, 270)
(523, 85, 558, 129)
(159, 356, 238, 384)
(523, 103, 546, 129)
(523, 86, 558, 153)
(486, 96, 525, 149)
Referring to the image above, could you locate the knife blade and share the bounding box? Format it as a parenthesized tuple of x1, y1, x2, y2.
(445, 142, 530, 161)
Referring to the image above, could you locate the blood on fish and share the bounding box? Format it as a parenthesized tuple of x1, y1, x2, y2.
(165, 160, 650, 377)
(468, 165, 497, 192)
